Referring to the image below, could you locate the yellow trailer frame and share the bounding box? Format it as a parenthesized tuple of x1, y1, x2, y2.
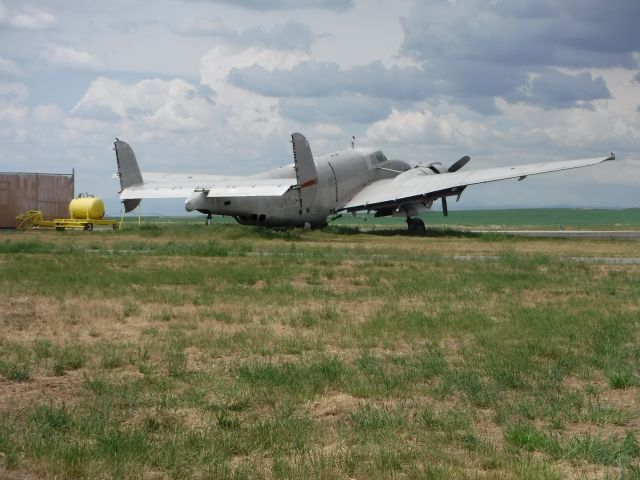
(16, 210, 119, 231)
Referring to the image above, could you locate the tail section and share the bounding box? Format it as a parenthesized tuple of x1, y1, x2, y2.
(114, 139, 143, 212)
(291, 132, 317, 216)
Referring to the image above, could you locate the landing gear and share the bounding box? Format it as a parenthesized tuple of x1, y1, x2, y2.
(406, 217, 426, 235)
(205, 213, 212, 226)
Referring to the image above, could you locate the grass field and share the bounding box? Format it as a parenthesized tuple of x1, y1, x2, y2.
(1, 220, 639, 479)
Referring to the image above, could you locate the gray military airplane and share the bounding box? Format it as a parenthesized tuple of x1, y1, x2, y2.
(114, 134, 614, 233)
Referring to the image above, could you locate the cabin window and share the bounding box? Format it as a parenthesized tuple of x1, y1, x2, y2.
(375, 152, 387, 163)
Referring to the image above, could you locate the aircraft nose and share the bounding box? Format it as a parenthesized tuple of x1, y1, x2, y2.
(185, 191, 207, 212)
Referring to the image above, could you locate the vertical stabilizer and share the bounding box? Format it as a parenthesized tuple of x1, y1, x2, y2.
(291, 132, 317, 216)
(114, 139, 143, 212)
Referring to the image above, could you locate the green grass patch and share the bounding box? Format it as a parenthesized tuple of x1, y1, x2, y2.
(1, 218, 639, 478)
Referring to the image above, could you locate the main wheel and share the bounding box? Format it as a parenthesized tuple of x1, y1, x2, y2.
(407, 217, 426, 235)
(84, 223, 94, 231)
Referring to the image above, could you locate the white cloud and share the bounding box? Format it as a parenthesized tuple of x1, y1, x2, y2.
(173, 16, 234, 37)
(200, 45, 308, 88)
(365, 108, 496, 148)
(0, 2, 56, 30)
(0, 57, 26, 77)
(0, 100, 27, 124)
(73, 77, 215, 133)
(33, 104, 64, 124)
(43, 45, 102, 72)
(0, 81, 28, 102)
(199, 45, 308, 140)
(198, 0, 354, 11)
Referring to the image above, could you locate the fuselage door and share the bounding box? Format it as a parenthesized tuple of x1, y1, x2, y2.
(327, 162, 338, 203)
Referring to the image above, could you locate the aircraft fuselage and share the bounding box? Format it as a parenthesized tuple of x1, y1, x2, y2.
(185, 148, 409, 227)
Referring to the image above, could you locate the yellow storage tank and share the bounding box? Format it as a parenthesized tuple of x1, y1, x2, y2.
(69, 196, 105, 220)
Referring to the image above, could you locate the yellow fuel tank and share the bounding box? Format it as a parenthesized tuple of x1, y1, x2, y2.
(69, 197, 105, 220)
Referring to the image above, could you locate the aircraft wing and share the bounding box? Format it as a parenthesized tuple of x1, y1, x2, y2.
(120, 172, 295, 199)
(341, 154, 615, 212)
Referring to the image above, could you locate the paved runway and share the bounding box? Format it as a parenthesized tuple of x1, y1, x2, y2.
(472, 230, 640, 240)
(452, 254, 640, 265)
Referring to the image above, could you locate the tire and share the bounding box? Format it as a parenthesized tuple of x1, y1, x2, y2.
(84, 223, 94, 231)
(407, 218, 426, 235)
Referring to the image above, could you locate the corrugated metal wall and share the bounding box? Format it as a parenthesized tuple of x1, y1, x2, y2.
(0, 173, 74, 228)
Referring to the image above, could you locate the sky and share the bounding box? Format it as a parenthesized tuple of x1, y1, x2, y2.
(1, 0, 639, 216)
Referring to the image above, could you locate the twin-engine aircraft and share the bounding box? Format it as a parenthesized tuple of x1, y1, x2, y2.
(114, 133, 614, 233)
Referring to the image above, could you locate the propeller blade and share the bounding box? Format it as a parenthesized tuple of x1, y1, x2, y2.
(442, 197, 448, 217)
(448, 155, 470, 173)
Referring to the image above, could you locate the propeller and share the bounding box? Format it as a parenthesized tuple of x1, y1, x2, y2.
(448, 155, 470, 173)
(425, 155, 468, 217)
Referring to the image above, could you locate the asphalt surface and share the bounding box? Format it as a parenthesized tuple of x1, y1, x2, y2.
(452, 255, 640, 265)
(471, 230, 640, 240)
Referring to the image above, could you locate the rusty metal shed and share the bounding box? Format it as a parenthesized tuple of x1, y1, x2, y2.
(0, 172, 74, 228)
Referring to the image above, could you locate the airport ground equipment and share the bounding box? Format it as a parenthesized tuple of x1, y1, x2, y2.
(15, 194, 118, 231)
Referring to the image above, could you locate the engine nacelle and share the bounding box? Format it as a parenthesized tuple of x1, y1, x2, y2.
(185, 191, 209, 212)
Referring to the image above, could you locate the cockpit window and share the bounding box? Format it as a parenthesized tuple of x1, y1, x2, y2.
(375, 151, 387, 163)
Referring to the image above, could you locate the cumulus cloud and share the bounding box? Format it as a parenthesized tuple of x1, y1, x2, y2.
(228, 58, 616, 114)
(0, 57, 26, 77)
(0, 2, 56, 30)
(401, 0, 640, 70)
(43, 45, 102, 72)
(0, 100, 27, 124)
(228, 60, 433, 100)
(73, 77, 216, 132)
(175, 19, 315, 51)
(201, 45, 308, 88)
(497, 97, 640, 154)
(173, 16, 234, 37)
(365, 108, 496, 148)
(280, 95, 396, 124)
(194, 0, 353, 12)
(0, 81, 29, 102)
(396, 0, 640, 112)
(33, 104, 64, 124)
(512, 70, 611, 109)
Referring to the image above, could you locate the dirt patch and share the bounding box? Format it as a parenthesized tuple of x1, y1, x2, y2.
(562, 421, 634, 439)
(439, 336, 475, 364)
(0, 368, 86, 410)
(184, 346, 208, 372)
(563, 374, 608, 391)
(0, 465, 41, 480)
(124, 406, 211, 432)
(565, 374, 640, 411)
(598, 386, 640, 410)
(308, 392, 360, 420)
(554, 460, 617, 480)
(473, 409, 504, 448)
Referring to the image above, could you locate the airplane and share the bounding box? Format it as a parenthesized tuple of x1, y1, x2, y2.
(113, 133, 615, 233)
